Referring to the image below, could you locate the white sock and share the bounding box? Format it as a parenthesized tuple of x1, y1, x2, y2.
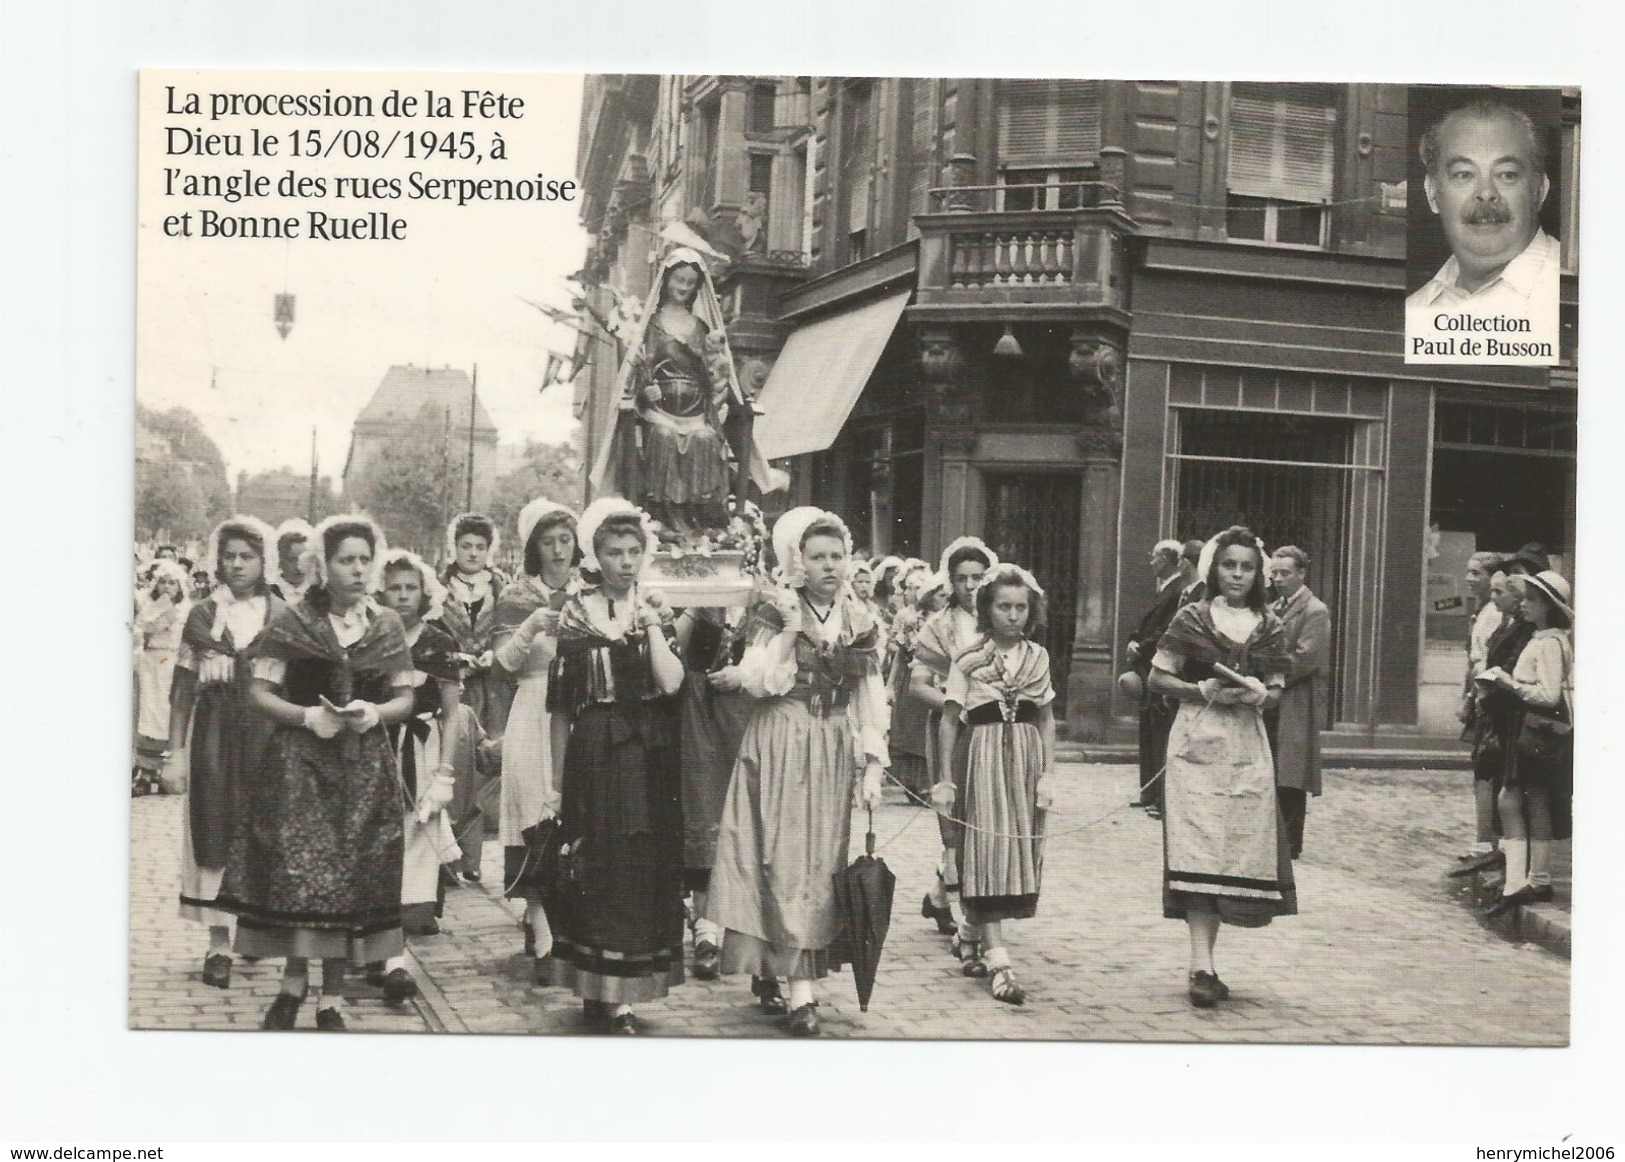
(787, 979, 814, 1010)
(384, 955, 408, 972)
(983, 946, 1012, 971)
(1527, 839, 1553, 888)
(207, 926, 231, 955)
(1470, 841, 1493, 855)
(1501, 838, 1529, 895)
(526, 904, 554, 959)
(613, 1003, 633, 1018)
(693, 917, 722, 945)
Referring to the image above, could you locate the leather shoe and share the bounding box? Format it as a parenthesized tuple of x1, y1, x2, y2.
(201, 953, 232, 990)
(1449, 849, 1506, 877)
(315, 1006, 347, 1031)
(261, 992, 304, 1030)
(381, 968, 418, 1004)
(786, 1002, 820, 1037)
(1188, 970, 1225, 1008)
(581, 998, 612, 1031)
(609, 1011, 640, 1035)
(1486, 884, 1541, 919)
(692, 939, 720, 981)
(921, 894, 957, 936)
(752, 975, 788, 1015)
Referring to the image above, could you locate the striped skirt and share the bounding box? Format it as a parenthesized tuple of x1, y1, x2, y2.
(959, 720, 1046, 923)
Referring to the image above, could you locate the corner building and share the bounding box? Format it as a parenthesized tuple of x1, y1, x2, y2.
(573, 78, 1579, 743)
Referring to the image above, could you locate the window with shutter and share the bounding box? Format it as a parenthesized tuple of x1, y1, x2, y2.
(1225, 82, 1339, 246)
(904, 77, 938, 230)
(841, 83, 873, 252)
(996, 79, 1102, 167)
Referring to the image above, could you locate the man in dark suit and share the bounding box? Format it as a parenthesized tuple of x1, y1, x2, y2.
(1126, 540, 1185, 813)
(1177, 538, 1206, 606)
(1265, 545, 1332, 859)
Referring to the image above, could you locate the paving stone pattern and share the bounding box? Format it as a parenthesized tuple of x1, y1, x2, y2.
(128, 763, 1569, 1044)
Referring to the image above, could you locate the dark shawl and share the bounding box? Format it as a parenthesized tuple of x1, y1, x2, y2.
(1158, 601, 1293, 682)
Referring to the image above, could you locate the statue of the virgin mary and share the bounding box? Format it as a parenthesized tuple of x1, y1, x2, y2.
(589, 246, 785, 534)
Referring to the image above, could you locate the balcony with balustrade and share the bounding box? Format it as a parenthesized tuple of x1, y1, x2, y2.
(910, 177, 1138, 327)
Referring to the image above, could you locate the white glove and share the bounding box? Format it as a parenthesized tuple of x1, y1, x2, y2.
(1236, 675, 1270, 707)
(522, 606, 561, 638)
(475, 650, 495, 671)
(342, 701, 382, 733)
(930, 780, 957, 811)
(1034, 773, 1054, 811)
(708, 665, 744, 693)
(1197, 678, 1227, 704)
(858, 762, 885, 811)
(419, 769, 456, 815)
(302, 705, 345, 739)
(198, 653, 234, 685)
(538, 789, 562, 822)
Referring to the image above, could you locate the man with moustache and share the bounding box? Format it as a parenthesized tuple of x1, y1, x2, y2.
(1406, 101, 1559, 356)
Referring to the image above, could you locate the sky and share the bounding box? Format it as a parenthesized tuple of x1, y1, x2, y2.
(136, 70, 589, 482)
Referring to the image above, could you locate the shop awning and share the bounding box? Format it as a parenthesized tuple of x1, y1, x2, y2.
(752, 290, 912, 461)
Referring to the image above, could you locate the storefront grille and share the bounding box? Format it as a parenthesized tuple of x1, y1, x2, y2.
(1169, 409, 1371, 725)
(982, 471, 1082, 715)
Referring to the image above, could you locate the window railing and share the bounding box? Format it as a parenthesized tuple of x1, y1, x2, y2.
(926, 180, 1121, 214)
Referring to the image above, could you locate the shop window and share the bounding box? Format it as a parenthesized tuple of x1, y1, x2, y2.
(1226, 82, 1338, 248)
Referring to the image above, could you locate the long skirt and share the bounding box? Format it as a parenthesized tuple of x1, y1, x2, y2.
(888, 656, 933, 799)
(217, 725, 405, 962)
(398, 717, 461, 934)
(543, 703, 685, 1004)
(676, 669, 753, 890)
(959, 721, 1046, 924)
(177, 680, 272, 926)
(134, 647, 177, 767)
(501, 674, 555, 901)
(931, 710, 972, 889)
(1162, 701, 1296, 928)
(709, 699, 858, 980)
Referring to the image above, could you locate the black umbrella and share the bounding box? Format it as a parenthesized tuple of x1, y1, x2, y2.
(831, 808, 896, 1012)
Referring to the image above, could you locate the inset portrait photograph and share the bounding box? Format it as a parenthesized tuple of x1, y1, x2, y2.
(1404, 86, 1563, 365)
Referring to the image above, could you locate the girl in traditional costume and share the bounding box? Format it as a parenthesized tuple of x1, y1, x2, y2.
(133, 560, 191, 794)
(437, 512, 508, 879)
(910, 538, 997, 960)
(370, 549, 464, 1002)
(543, 500, 687, 1034)
(1479, 570, 1574, 918)
(165, 517, 282, 989)
(490, 498, 579, 965)
(886, 569, 937, 803)
(272, 518, 315, 604)
(937, 564, 1056, 1006)
(1148, 526, 1295, 1008)
(220, 514, 417, 1031)
(708, 508, 889, 1037)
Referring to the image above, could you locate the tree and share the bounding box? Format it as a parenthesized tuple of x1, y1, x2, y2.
(134, 404, 231, 540)
(347, 402, 459, 559)
(488, 439, 585, 545)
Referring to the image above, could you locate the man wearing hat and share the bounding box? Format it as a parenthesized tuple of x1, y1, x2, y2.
(1125, 540, 1185, 813)
(1266, 546, 1332, 859)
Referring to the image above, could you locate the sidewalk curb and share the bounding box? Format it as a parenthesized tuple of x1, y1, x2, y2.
(1450, 873, 1572, 960)
(404, 943, 463, 1033)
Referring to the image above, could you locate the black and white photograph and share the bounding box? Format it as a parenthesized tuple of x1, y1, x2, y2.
(1404, 85, 1571, 366)
(124, 70, 1579, 1047)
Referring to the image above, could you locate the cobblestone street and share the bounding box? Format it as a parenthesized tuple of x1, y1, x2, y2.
(128, 763, 1569, 1044)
